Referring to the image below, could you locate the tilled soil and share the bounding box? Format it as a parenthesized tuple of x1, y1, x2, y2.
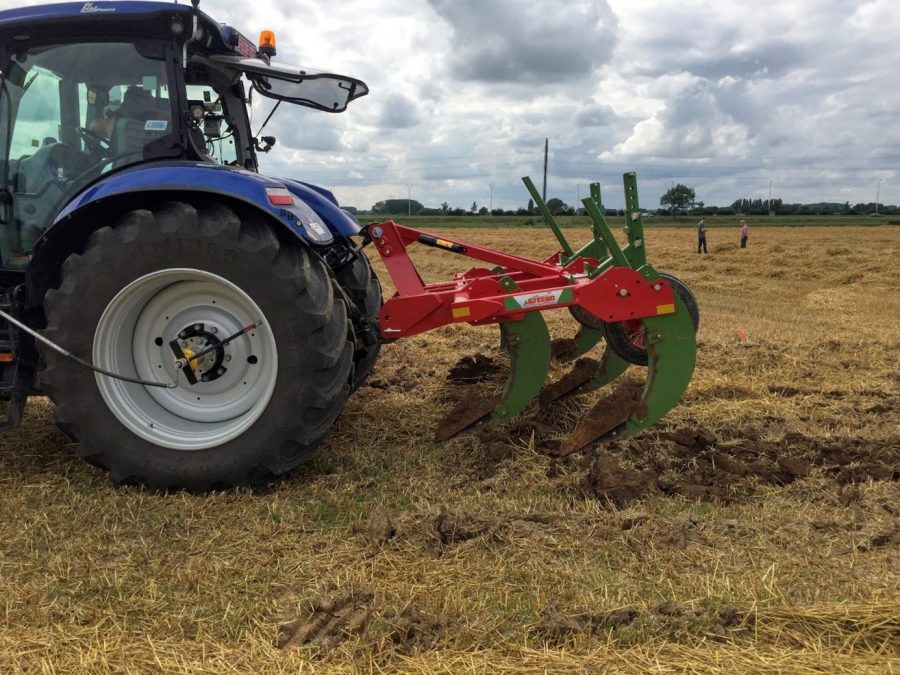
(446, 354, 502, 384)
(554, 381, 644, 456)
(382, 607, 456, 654)
(463, 419, 898, 505)
(434, 395, 499, 441)
(533, 600, 752, 645)
(581, 430, 899, 505)
(539, 357, 600, 403)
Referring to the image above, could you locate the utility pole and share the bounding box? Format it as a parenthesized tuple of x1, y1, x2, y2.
(875, 179, 882, 214)
(577, 184, 581, 213)
(542, 138, 548, 202)
(407, 185, 411, 217)
(768, 179, 774, 216)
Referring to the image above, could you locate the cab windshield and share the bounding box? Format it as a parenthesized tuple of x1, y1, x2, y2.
(0, 41, 174, 267)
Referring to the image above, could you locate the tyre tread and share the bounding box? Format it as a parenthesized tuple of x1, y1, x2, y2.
(38, 201, 353, 491)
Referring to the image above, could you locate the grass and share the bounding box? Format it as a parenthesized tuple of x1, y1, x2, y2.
(0, 226, 898, 673)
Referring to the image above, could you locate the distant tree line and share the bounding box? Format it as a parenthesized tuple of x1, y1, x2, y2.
(366, 196, 583, 217)
(358, 187, 897, 217)
(656, 184, 897, 217)
(727, 198, 897, 216)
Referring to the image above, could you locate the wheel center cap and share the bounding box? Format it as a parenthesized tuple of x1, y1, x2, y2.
(169, 322, 228, 385)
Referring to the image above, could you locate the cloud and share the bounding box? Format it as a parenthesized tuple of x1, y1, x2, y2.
(377, 93, 421, 129)
(427, 0, 618, 84)
(5, 0, 899, 208)
(574, 103, 618, 128)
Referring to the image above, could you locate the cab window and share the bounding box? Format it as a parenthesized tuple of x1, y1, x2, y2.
(185, 83, 238, 166)
(0, 42, 174, 267)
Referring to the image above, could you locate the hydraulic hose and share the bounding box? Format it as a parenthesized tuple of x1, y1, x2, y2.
(0, 308, 178, 389)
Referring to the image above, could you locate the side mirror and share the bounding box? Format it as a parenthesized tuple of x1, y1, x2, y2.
(254, 136, 276, 153)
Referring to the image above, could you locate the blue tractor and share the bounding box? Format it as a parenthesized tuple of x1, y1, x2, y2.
(0, 1, 381, 489)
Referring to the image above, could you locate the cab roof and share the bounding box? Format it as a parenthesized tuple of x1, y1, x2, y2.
(0, 2, 232, 53)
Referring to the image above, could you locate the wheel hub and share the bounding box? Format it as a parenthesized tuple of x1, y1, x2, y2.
(92, 269, 278, 451)
(170, 322, 227, 384)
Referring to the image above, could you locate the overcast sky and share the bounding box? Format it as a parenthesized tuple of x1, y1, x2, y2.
(14, 0, 900, 210)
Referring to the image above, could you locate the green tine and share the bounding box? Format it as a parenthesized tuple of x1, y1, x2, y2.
(521, 176, 574, 257)
(625, 293, 696, 434)
(492, 312, 552, 423)
(582, 197, 630, 269)
(588, 182, 609, 258)
(622, 172, 648, 268)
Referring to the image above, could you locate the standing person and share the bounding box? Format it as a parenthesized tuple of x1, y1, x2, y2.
(739, 219, 749, 248)
(697, 218, 708, 254)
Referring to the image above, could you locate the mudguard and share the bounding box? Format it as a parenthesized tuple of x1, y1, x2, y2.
(26, 161, 359, 305)
(279, 178, 361, 237)
(50, 161, 357, 245)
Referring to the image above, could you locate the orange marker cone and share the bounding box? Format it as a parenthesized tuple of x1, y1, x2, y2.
(738, 324, 746, 343)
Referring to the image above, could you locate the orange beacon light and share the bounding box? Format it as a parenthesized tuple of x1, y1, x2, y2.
(259, 30, 277, 58)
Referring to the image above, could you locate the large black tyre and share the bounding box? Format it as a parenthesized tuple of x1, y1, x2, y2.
(601, 272, 700, 366)
(38, 201, 354, 490)
(334, 252, 382, 390)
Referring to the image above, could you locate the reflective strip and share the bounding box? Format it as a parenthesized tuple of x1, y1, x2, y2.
(266, 187, 294, 205)
(656, 303, 676, 315)
(0, 353, 12, 363)
(452, 306, 471, 319)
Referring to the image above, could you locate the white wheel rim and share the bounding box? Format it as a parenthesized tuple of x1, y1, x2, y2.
(93, 269, 278, 450)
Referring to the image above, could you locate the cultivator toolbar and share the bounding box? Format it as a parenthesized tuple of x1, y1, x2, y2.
(364, 173, 698, 451)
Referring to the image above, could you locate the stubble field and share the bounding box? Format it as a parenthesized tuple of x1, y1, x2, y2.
(1, 225, 898, 673)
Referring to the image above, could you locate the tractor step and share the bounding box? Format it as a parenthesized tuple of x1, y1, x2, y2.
(0, 289, 32, 431)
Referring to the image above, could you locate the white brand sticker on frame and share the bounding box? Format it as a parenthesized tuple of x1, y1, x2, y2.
(514, 290, 563, 308)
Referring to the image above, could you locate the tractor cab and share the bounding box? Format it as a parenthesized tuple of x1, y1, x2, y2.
(0, 40, 177, 267)
(0, 1, 367, 269)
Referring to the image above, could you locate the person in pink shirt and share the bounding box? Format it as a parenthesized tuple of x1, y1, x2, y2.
(739, 219, 749, 248)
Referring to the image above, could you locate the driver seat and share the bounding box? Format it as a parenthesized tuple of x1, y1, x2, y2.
(110, 87, 169, 167)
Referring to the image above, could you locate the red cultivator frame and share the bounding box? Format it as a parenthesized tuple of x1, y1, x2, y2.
(364, 173, 699, 451)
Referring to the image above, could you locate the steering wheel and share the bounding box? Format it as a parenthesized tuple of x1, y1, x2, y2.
(77, 126, 112, 155)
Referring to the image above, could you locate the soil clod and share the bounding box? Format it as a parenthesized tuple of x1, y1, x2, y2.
(540, 357, 599, 404)
(446, 354, 501, 384)
(384, 607, 452, 653)
(557, 381, 643, 456)
(550, 337, 579, 362)
(277, 591, 374, 649)
(534, 604, 641, 643)
(364, 509, 396, 546)
(435, 506, 487, 544)
(471, 431, 516, 479)
(435, 395, 499, 442)
(580, 455, 659, 507)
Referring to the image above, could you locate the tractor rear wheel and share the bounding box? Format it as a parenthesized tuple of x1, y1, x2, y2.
(334, 252, 382, 390)
(39, 201, 354, 490)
